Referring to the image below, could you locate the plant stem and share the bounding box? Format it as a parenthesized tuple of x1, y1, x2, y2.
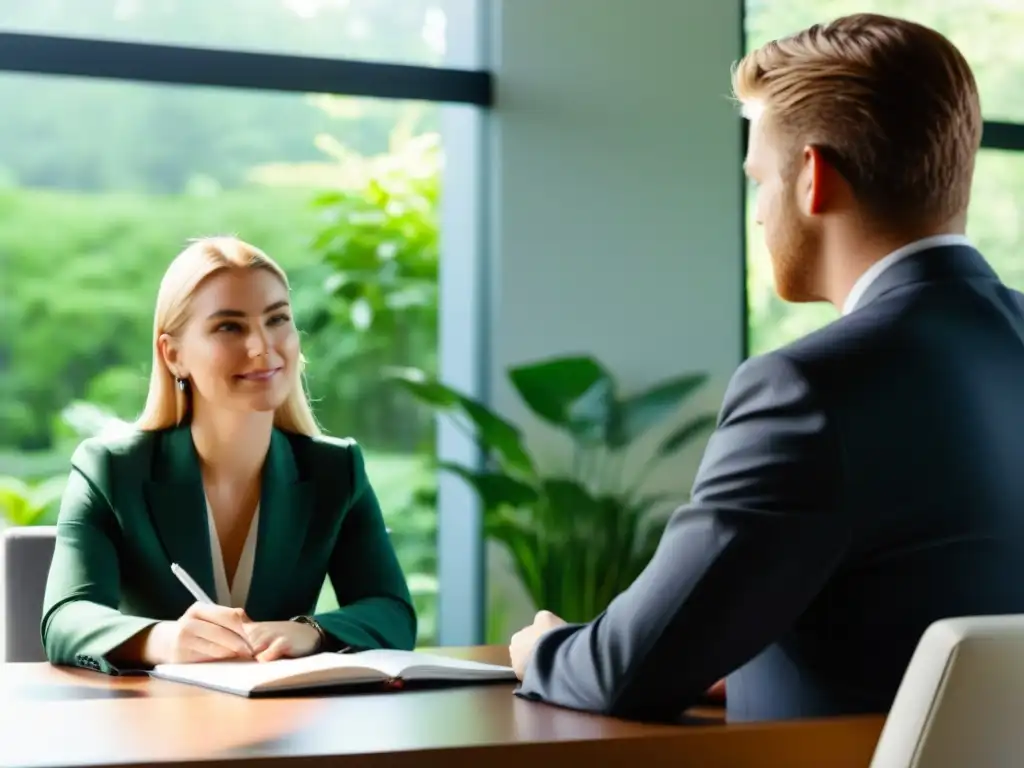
(624, 452, 663, 503)
(441, 412, 491, 465)
(577, 442, 596, 490)
(583, 539, 596, 621)
(608, 448, 627, 496)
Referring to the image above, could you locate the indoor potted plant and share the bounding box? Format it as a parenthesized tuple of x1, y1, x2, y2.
(388, 354, 717, 623)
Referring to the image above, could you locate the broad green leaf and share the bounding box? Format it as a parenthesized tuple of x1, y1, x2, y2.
(437, 462, 539, 511)
(0, 476, 30, 496)
(0, 481, 30, 525)
(565, 377, 616, 443)
(387, 368, 535, 476)
(656, 414, 718, 457)
(387, 367, 460, 408)
(0, 475, 63, 526)
(457, 398, 535, 476)
(507, 355, 614, 433)
(541, 477, 606, 518)
(608, 372, 708, 448)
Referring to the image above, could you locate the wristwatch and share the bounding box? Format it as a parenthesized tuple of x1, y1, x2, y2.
(290, 615, 327, 652)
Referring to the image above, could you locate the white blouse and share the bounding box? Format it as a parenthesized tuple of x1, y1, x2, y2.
(204, 497, 259, 608)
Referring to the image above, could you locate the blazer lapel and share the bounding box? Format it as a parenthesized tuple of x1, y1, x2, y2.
(244, 429, 314, 620)
(143, 426, 217, 605)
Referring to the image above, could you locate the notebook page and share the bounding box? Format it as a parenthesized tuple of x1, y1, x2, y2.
(350, 650, 515, 679)
(153, 651, 368, 692)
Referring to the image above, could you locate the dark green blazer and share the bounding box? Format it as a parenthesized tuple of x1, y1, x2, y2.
(40, 424, 417, 674)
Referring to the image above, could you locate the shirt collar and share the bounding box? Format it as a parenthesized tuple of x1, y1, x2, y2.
(842, 234, 974, 315)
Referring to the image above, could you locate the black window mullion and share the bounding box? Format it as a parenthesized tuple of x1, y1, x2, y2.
(0, 31, 492, 105)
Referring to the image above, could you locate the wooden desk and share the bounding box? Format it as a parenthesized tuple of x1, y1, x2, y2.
(1, 646, 885, 768)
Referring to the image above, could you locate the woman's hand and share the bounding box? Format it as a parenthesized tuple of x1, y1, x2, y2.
(244, 621, 321, 662)
(142, 603, 255, 665)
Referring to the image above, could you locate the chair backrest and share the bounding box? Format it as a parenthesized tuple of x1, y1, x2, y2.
(1, 526, 57, 662)
(869, 614, 1024, 768)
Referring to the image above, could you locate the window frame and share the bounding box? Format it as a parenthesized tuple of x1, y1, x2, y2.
(0, 2, 493, 646)
(0, 30, 491, 103)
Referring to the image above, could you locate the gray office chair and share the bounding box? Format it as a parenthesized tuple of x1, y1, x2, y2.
(1, 525, 56, 662)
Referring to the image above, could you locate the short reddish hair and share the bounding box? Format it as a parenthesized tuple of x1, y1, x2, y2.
(733, 13, 982, 230)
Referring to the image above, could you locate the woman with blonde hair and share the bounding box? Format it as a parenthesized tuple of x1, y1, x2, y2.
(41, 236, 416, 672)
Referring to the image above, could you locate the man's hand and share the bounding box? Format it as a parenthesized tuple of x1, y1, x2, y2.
(707, 678, 726, 703)
(244, 621, 321, 662)
(509, 610, 566, 679)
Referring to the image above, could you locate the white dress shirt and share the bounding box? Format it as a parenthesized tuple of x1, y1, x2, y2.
(842, 234, 973, 315)
(205, 497, 259, 608)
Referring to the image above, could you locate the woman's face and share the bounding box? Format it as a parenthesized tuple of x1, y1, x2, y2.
(163, 267, 299, 416)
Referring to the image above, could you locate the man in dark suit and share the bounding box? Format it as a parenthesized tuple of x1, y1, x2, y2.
(508, 13, 1024, 723)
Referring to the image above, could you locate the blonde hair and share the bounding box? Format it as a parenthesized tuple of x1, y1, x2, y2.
(732, 13, 981, 229)
(135, 236, 321, 436)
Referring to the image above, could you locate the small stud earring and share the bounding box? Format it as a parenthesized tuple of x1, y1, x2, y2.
(176, 377, 187, 392)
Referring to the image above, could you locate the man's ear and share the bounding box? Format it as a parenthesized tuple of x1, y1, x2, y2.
(158, 333, 184, 377)
(801, 144, 838, 216)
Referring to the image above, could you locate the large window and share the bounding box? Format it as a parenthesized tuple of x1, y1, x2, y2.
(0, 1, 490, 649)
(744, 1, 1024, 356)
(0, 0, 462, 67)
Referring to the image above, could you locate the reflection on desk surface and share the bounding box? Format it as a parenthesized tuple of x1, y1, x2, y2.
(0, 647, 885, 768)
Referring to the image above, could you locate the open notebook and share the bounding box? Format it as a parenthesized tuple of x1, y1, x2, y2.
(150, 649, 518, 697)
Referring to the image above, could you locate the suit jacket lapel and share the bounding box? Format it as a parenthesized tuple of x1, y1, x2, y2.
(245, 429, 314, 620)
(143, 425, 217, 605)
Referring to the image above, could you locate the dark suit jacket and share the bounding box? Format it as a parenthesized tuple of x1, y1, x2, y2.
(517, 244, 1024, 722)
(41, 424, 417, 674)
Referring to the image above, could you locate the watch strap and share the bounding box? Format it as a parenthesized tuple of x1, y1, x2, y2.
(289, 615, 327, 652)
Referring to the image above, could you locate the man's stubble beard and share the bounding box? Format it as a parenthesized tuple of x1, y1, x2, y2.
(769, 186, 824, 304)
